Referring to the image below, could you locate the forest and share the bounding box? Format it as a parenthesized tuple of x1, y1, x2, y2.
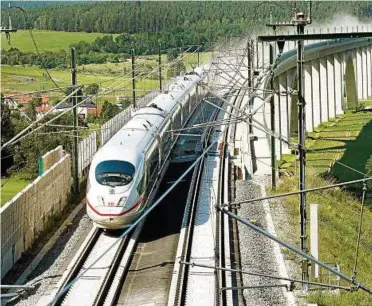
(2, 2, 372, 34)
(3, 1, 372, 68)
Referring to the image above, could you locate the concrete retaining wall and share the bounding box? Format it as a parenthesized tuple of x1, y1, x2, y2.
(1, 154, 72, 278)
(40, 145, 63, 174)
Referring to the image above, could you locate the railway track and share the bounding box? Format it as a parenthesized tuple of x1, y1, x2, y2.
(169, 79, 247, 306)
(45, 52, 246, 306)
(49, 225, 141, 306)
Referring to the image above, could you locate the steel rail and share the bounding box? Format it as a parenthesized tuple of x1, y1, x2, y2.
(52, 228, 102, 306)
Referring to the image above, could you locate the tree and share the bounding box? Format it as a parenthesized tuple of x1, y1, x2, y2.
(85, 83, 99, 95)
(101, 101, 120, 120)
(167, 48, 185, 77)
(1, 97, 15, 176)
(25, 96, 42, 121)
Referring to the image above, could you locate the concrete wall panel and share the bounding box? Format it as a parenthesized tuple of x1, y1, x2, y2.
(1, 155, 72, 278)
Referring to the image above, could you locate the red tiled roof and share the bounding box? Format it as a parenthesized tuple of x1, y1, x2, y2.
(35, 106, 53, 113)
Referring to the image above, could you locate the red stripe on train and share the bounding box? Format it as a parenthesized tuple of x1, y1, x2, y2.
(87, 196, 144, 217)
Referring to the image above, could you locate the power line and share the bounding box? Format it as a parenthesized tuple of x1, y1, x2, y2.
(7, 6, 65, 94)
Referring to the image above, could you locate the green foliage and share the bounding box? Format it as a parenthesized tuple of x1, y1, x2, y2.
(25, 95, 42, 121)
(84, 83, 99, 95)
(3, 2, 372, 34)
(101, 101, 120, 120)
(167, 48, 185, 77)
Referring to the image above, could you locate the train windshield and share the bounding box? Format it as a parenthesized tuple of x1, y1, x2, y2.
(95, 160, 135, 187)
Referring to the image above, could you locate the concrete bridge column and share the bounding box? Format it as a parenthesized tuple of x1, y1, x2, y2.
(304, 63, 313, 132)
(273, 77, 281, 159)
(279, 73, 290, 153)
(362, 47, 368, 99)
(327, 56, 336, 119)
(367, 46, 372, 97)
(286, 71, 293, 138)
(311, 61, 321, 127)
(334, 53, 344, 115)
(320, 58, 329, 122)
(356, 48, 363, 100)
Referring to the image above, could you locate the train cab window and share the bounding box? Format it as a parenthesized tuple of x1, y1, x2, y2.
(95, 160, 135, 187)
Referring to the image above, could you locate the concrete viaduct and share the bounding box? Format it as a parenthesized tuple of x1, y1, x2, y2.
(250, 33, 372, 174)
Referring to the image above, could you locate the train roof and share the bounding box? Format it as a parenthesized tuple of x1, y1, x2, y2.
(91, 73, 202, 169)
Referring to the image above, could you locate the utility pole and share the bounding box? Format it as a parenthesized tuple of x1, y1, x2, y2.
(131, 49, 136, 108)
(295, 13, 308, 288)
(70, 47, 79, 194)
(247, 39, 254, 134)
(158, 44, 162, 91)
(269, 43, 276, 189)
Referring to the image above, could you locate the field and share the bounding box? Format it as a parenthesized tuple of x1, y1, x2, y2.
(1, 51, 212, 95)
(1, 30, 114, 53)
(1, 65, 159, 96)
(1, 177, 30, 207)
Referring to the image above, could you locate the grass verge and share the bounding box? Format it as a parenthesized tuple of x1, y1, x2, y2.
(1, 177, 30, 206)
(274, 103, 372, 305)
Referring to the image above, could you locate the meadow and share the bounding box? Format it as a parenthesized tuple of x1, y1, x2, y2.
(1, 51, 212, 94)
(1, 177, 30, 207)
(1, 30, 115, 53)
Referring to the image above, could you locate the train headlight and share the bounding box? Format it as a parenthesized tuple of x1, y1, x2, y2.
(97, 196, 105, 206)
(117, 196, 127, 206)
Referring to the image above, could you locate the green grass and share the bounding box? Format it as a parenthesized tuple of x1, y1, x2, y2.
(280, 108, 372, 184)
(1, 65, 158, 95)
(1, 51, 212, 95)
(1, 177, 30, 207)
(273, 175, 372, 306)
(274, 102, 372, 305)
(1, 30, 115, 53)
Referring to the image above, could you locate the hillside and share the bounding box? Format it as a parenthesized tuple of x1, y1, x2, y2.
(2, 2, 372, 34)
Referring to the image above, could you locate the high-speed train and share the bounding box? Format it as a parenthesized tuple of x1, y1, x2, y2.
(86, 69, 207, 229)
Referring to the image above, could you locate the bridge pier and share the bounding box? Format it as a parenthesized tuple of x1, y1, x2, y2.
(334, 54, 344, 115)
(367, 47, 372, 97)
(356, 48, 363, 100)
(327, 56, 336, 119)
(320, 58, 329, 122)
(304, 63, 313, 132)
(279, 74, 290, 154)
(311, 61, 321, 127)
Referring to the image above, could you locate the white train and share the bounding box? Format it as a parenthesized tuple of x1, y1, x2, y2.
(86, 70, 207, 229)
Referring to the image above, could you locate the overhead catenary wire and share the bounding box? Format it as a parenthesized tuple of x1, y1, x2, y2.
(7, 6, 65, 94)
(49, 130, 223, 305)
(2, 44, 205, 148)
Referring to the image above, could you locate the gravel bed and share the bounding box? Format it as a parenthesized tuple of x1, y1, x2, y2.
(7, 209, 93, 306)
(235, 175, 287, 306)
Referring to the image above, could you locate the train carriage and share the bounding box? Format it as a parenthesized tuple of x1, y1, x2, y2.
(86, 70, 207, 229)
